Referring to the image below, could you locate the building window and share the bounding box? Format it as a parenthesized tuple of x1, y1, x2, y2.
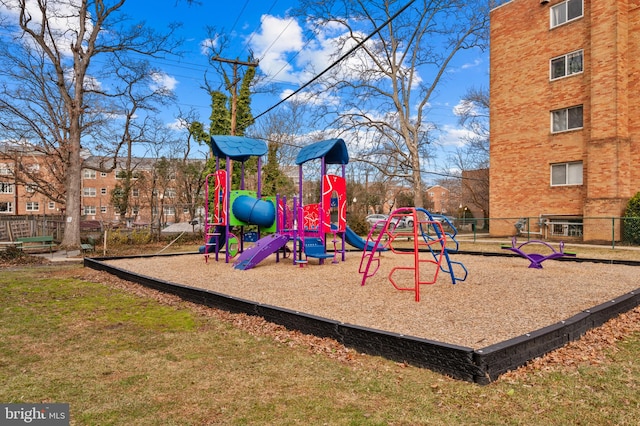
(548, 218, 583, 237)
(25, 183, 36, 193)
(116, 170, 141, 179)
(132, 207, 139, 215)
(26, 201, 40, 212)
(551, 105, 583, 133)
(132, 188, 139, 197)
(101, 188, 107, 195)
(0, 182, 14, 194)
(26, 164, 40, 173)
(0, 163, 11, 175)
(100, 206, 107, 213)
(550, 0, 583, 28)
(164, 188, 176, 198)
(48, 202, 55, 210)
(163, 206, 176, 216)
(0, 202, 13, 213)
(551, 161, 583, 186)
(83, 169, 96, 179)
(101, 172, 107, 177)
(84, 206, 96, 215)
(550, 50, 583, 80)
(83, 187, 97, 197)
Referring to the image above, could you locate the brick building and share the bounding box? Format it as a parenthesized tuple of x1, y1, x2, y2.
(0, 146, 61, 216)
(426, 185, 453, 215)
(0, 145, 206, 228)
(490, 0, 640, 241)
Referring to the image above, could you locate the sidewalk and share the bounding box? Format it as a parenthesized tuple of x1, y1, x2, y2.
(33, 250, 84, 263)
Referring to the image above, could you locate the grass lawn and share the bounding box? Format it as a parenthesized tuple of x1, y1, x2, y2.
(2, 248, 640, 424)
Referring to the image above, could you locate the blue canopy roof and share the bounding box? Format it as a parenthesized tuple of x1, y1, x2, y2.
(295, 139, 349, 165)
(209, 135, 268, 162)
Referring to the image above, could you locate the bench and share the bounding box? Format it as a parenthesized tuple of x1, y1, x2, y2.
(80, 243, 94, 254)
(17, 236, 56, 254)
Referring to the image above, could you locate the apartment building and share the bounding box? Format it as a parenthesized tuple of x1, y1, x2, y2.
(426, 185, 453, 215)
(0, 147, 61, 216)
(490, 0, 640, 241)
(0, 145, 205, 227)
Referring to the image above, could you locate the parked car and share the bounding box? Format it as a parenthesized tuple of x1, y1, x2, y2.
(394, 216, 414, 228)
(365, 214, 389, 228)
(429, 214, 455, 224)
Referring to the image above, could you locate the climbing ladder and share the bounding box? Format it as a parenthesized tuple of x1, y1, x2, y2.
(203, 171, 227, 263)
(359, 208, 468, 302)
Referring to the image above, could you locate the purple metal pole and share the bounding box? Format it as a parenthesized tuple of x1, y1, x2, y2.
(257, 157, 262, 197)
(225, 155, 231, 263)
(240, 161, 245, 190)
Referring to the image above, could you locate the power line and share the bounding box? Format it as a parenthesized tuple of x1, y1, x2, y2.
(229, 0, 251, 35)
(253, 0, 417, 121)
(257, 17, 296, 63)
(241, 0, 281, 56)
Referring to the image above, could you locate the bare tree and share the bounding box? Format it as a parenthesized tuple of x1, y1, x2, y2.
(106, 56, 177, 225)
(0, 0, 180, 249)
(296, 0, 489, 208)
(450, 86, 490, 219)
(172, 110, 210, 225)
(137, 124, 183, 235)
(455, 86, 489, 167)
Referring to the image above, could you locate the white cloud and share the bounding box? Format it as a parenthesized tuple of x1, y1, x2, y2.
(200, 37, 218, 56)
(461, 58, 483, 70)
(279, 87, 340, 107)
(0, 0, 92, 57)
(437, 124, 476, 148)
(64, 68, 102, 90)
(150, 72, 177, 92)
(447, 56, 484, 74)
(249, 15, 305, 83)
(453, 99, 479, 118)
(167, 118, 187, 131)
(248, 15, 367, 82)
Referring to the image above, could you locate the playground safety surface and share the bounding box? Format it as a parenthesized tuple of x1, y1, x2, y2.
(85, 251, 640, 384)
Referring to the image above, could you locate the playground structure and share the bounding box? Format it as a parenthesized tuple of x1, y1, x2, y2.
(200, 135, 468, 287)
(502, 237, 576, 269)
(359, 207, 468, 302)
(201, 136, 372, 269)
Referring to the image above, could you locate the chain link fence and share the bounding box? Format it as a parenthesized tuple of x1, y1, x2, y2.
(446, 216, 640, 249)
(3, 214, 640, 250)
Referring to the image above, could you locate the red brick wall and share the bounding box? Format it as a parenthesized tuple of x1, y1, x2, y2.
(490, 0, 638, 241)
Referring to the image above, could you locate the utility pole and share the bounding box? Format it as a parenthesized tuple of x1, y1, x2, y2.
(210, 56, 259, 136)
(210, 56, 259, 183)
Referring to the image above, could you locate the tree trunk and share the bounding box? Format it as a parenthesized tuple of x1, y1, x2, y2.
(60, 123, 83, 249)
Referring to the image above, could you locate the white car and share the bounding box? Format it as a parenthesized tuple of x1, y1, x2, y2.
(394, 216, 414, 228)
(365, 214, 389, 228)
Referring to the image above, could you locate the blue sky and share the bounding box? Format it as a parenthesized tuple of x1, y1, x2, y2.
(0, 0, 489, 173)
(121, 0, 489, 158)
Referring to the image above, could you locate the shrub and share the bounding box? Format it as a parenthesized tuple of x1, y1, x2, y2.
(130, 229, 153, 245)
(0, 245, 25, 261)
(623, 192, 640, 244)
(347, 212, 369, 236)
(106, 230, 130, 246)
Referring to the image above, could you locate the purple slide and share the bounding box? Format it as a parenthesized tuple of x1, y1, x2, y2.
(233, 233, 289, 270)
